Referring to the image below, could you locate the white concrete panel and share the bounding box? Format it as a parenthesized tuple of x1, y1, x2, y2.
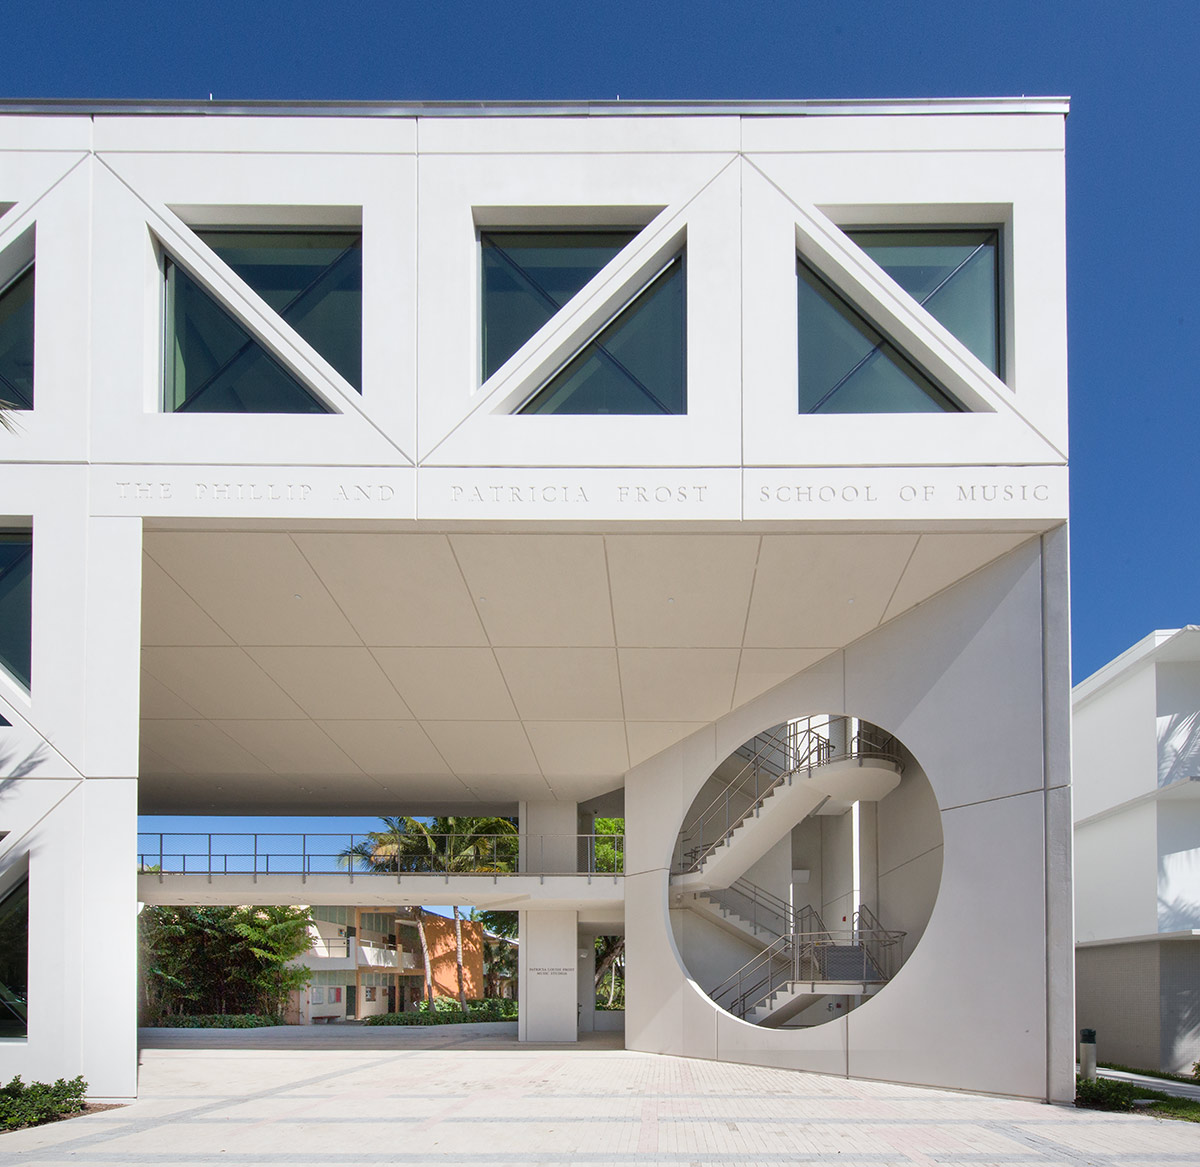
(606, 535, 759, 648)
(141, 555, 233, 646)
(450, 535, 614, 647)
(211, 720, 364, 777)
(619, 649, 740, 723)
(421, 721, 539, 777)
(845, 540, 1047, 807)
(743, 535, 917, 648)
(94, 116, 416, 153)
(625, 722, 707, 770)
(372, 648, 517, 721)
(740, 111, 1065, 154)
(140, 647, 305, 721)
(882, 532, 1035, 623)
(145, 533, 361, 647)
(139, 719, 275, 777)
(732, 649, 835, 709)
(246, 647, 412, 720)
(292, 533, 487, 647)
(313, 720, 452, 777)
(847, 791, 1049, 1098)
(139, 672, 201, 720)
(524, 722, 629, 777)
(495, 648, 622, 721)
(419, 115, 740, 155)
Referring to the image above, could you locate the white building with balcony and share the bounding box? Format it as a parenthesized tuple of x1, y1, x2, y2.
(1074, 628, 1200, 1073)
(0, 97, 1072, 1102)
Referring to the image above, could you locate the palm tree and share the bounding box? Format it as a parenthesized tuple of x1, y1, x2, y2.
(341, 816, 518, 1010)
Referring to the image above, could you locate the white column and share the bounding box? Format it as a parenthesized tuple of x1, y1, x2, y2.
(519, 800, 578, 874)
(517, 910, 578, 1042)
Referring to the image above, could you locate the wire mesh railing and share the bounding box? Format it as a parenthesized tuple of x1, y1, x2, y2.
(137, 831, 625, 879)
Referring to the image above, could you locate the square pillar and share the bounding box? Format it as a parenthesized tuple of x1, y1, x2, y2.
(517, 910, 578, 1042)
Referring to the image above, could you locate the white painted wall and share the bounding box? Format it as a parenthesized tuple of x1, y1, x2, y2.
(1156, 663, 1200, 788)
(1074, 804, 1158, 943)
(1073, 663, 1158, 819)
(876, 763, 943, 951)
(1157, 800, 1200, 932)
(627, 541, 1073, 1101)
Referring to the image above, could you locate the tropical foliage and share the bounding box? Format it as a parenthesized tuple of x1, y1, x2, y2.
(139, 904, 313, 1021)
(593, 818, 626, 1005)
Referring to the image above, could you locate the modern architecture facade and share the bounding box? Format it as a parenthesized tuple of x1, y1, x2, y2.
(1074, 627, 1200, 1073)
(0, 97, 1072, 1102)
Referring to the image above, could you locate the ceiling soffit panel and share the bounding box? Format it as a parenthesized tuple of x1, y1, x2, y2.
(290, 533, 488, 647)
(739, 158, 1067, 469)
(97, 147, 416, 456)
(416, 152, 741, 468)
(136, 529, 1045, 811)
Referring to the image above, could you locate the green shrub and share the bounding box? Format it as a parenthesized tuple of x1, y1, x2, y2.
(0, 1075, 87, 1131)
(152, 1014, 284, 1029)
(1075, 1076, 1139, 1111)
(362, 999, 517, 1026)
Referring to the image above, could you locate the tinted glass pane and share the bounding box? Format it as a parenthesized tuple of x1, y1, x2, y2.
(798, 260, 961, 414)
(0, 878, 28, 1038)
(482, 231, 635, 381)
(199, 231, 362, 391)
(0, 534, 31, 690)
(848, 230, 1000, 375)
(164, 259, 330, 414)
(0, 266, 34, 410)
(520, 253, 685, 415)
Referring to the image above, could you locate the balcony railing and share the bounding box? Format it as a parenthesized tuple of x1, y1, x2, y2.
(137, 831, 624, 880)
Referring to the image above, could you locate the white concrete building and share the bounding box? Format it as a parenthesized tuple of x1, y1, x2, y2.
(1074, 627, 1200, 1073)
(0, 97, 1072, 1102)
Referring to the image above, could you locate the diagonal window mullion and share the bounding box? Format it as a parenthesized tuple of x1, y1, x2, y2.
(518, 256, 682, 415)
(184, 242, 359, 404)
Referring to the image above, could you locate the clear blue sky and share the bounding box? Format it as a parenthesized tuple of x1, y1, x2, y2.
(10, 2, 1198, 831)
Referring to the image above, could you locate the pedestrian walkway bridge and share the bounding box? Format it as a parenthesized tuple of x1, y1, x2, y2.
(137, 830, 624, 915)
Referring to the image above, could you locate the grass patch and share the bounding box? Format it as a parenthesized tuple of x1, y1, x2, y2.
(1076, 1075, 1200, 1122)
(0, 1076, 87, 1132)
(1098, 1061, 1197, 1085)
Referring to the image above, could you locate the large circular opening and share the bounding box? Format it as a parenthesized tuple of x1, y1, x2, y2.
(671, 715, 942, 1028)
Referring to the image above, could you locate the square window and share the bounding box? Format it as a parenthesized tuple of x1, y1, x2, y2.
(846, 228, 1001, 377)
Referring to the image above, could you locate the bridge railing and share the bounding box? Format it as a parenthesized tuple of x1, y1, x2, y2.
(137, 831, 625, 879)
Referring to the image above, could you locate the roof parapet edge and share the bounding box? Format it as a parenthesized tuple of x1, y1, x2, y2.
(0, 96, 1072, 119)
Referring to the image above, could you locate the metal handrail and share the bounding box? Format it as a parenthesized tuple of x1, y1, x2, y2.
(707, 907, 906, 1021)
(701, 876, 809, 940)
(137, 831, 625, 879)
(677, 717, 903, 874)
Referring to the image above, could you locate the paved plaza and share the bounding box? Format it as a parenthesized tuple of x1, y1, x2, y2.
(1, 1026, 1198, 1166)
